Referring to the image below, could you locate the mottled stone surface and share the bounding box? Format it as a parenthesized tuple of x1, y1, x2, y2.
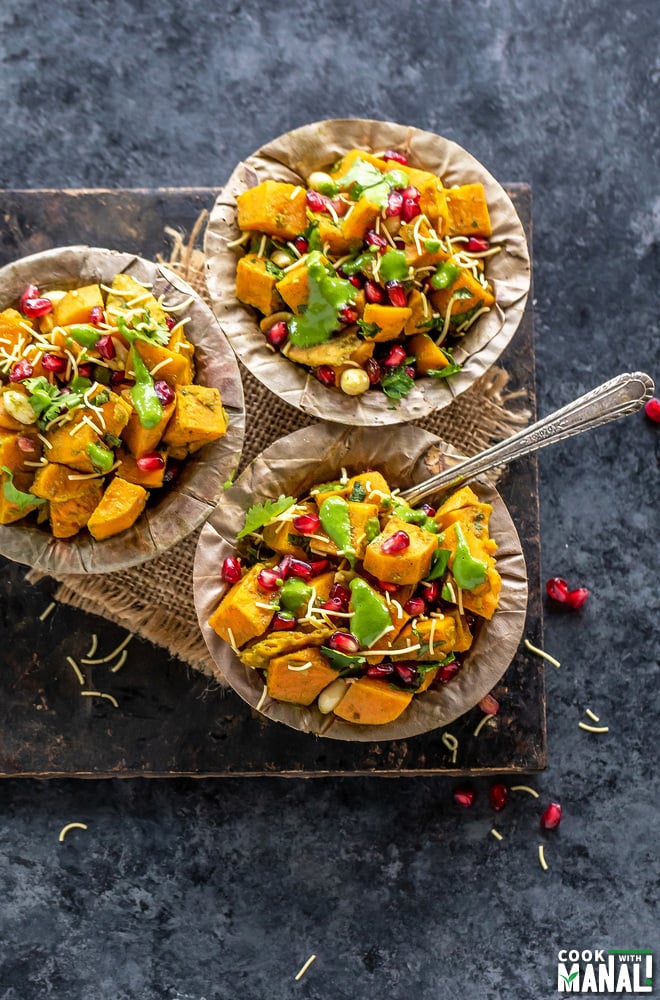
(0, 1, 658, 998)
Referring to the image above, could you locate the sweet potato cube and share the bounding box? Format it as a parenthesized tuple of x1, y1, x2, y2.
(341, 198, 381, 243)
(329, 149, 389, 184)
(429, 266, 494, 322)
(161, 385, 228, 455)
(49, 484, 103, 539)
(408, 332, 451, 375)
(0, 430, 42, 475)
(333, 677, 413, 725)
(0, 468, 41, 524)
(105, 274, 167, 326)
(445, 183, 492, 237)
(363, 515, 438, 585)
(266, 647, 338, 706)
(262, 501, 316, 558)
(0, 309, 31, 360)
(444, 609, 473, 652)
(236, 254, 283, 314)
(459, 565, 501, 620)
(239, 627, 332, 670)
(398, 165, 448, 230)
(130, 340, 193, 387)
(116, 447, 165, 489)
(275, 258, 311, 313)
(400, 220, 449, 270)
(30, 462, 99, 501)
(362, 303, 412, 342)
(236, 180, 307, 241)
(208, 563, 276, 649)
(310, 501, 379, 560)
(47, 421, 100, 473)
(121, 398, 175, 458)
(435, 485, 482, 519)
(285, 328, 373, 369)
(86, 477, 148, 541)
(416, 667, 439, 693)
(317, 217, 355, 255)
(52, 284, 104, 327)
(345, 470, 391, 505)
(94, 389, 133, 439)
(390, 616, 456, 661)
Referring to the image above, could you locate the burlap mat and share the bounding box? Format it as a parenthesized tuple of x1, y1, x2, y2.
(26, 215, 531, 683)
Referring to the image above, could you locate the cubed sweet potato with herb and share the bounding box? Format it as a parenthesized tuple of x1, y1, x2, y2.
(266, 647, 338, 706)
(236, 180, 307, 241)
(121, 398, 175, 458)
(0, 468, 42, 524)
(285, 328, 373, 369)
(362, 302, 412, 342)
(0, 430, 42, 475)
(47, 421, 100, 473)
(408, 333, 451, 375)
(129, 341, 193, 388)
(30, 462, 99, 501)
(333, 676, 412, 725)
(363, 515, 438, 585)
(116, 447, 166, 489)
(52, 284, 105, 327)
(105, 274, 167, 326)
(86, 477, 148, 541)
(236, 254, 284, 315)
(445, 183, 492, 237)
(49, 483, 103, 539)
(162, 384, 228, 455)
(208, 562, 277, 649)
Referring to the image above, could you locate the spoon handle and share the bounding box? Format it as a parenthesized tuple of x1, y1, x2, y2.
(401, 371, 655, 505)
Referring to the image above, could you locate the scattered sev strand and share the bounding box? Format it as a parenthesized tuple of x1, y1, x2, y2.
(523, 639, 561, 668)
(491, 829, 503, 841)
(66, 656, 85, 687)
(538, 844, 549, 871)
(81, 691, 119, 709)
(578, 721, 609, 734)
(110, 649, 129, 673)
(441, 732, 459, 763)
(255, 686, 268, 713)
(58, 822, 88, 843)
(584, 708, 601, 723)
(510, 785, 540, 798)
(294, 955, 317, 981)
(39, 601, 56, 622)
(473, 713, 495, 738)
(85, 634, 98, 659)
(81, 633, 133, 665)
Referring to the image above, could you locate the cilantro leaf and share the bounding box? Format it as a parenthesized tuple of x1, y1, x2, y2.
(428, 364, 462, 379)
(117, 311, 170, 348)
(0, 466, 46, 514)
(265, 260, 285, 280)
(357, 319, 381, 339)
(381, 365, 415, 401)
(237, 495, 296, 539)
(348, 482, 367, 502)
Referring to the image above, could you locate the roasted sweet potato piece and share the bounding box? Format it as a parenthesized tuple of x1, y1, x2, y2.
(236, 254, 283, 314)
(429, 266, 495, 324)
(0, 309, 31, 361)
(341, 198, 381, 243)
(47, 421, 100, 473)
(266, 647, 338, 706)
(30, 462, 99, 501)
(162, 384, 228, 456)
(236, 180, 307, 241)
(239, 627, 332, 670)
(445, 183, 492, 237)
(130, 340, 193, 388)
(333, 677, 413, 725)
(52, 284, 105, 327)
(262, 501, 316, 558)
(362, 303, 412, 342)
(0, 468, 41, 524)
(49, 483, 103, 539)
(121, 398, 175, 458)
(408, 333, 451, 375)
(317, 217, 354, 255)
(310, 500, 380, 561)
(105, 274, 167, 326)
(0, 430, 42, 475)
(86, 478, 148, 541)
(208, 562, 277, 649)
(116, 447, 165, 489)
(390, 616, 457, 661)
(363, 515, 438, 585)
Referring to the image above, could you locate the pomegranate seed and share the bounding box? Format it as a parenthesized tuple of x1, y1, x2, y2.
(309, 558, 329, 576)
(41, 353, 67, 373)
(453, 784, 476, 808)
(9, 359, 34, 382)
(400, 185, 420, 202)
(266, 320, 289, 348)
(377, 580, 399, 593)
(438, 660, 459, 682)
(366, 663, 395, 678)
(546, 577, 569, 603)
(365, 357, 382, 385)
(327, 631, 360, 655)
(381, 530, 410, 554)
(383, 149, 408, 165)
(419, 503, 436, 517)
(330, 583, 351, 608)
(279, 556, 313, 581)
(293, 512, 320, 535)
(466, 236, 490, 253)
(21, 296, 53, 318)
(306, 189, 328, 213)
(19, 285, 39, 309)
(385, 189, 404, 217)
(339, 306, 359, 324)
(347, 273, 363, 289)
(272, 612, 296, 631)
(321, 597, 344, 617)
(540, 802, 562, 830)
(154, 380, 175, 406)
(386, 280, 407, 308)
(136, 452, 165, 472)
(293, 236, 309, 254)
(384, 344, 407, 367)
(221, 556, 242, 584)
(314, 365, 336, 387)
(394, 663, 417, 686)
(401, 198, 421, 223)
(393, 238, 406, 249)
(77, 363, 93, 378)
(257, 567, 281, 591)
(566, 587, 589, 609)
(111, 371, 126, 386)
(17, 435, 36, 452)
(479, 693, 500, 715)
(488, 783, 509, 812)
(364, 280, 385, 304)
(365, 229, 388, 251)
(403, 596, 426, 616)
(644, 397, 660, 422)
(165, 315, 177, 331)
(162, 459, 182, 485)
(89, 306, 105, 326)
(422, 581, 439, 603)
(94, 335, 116, 360)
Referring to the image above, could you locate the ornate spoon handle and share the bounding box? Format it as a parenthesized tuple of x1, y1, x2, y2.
(401, 371, 655, 505)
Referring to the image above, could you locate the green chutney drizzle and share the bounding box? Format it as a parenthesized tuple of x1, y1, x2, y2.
(279, 577, 313, 615)
(452, 523, 488, 590)
(288, 251, 355, 347)
(319, 495, 355, 564)
(349, 578, 391, 647)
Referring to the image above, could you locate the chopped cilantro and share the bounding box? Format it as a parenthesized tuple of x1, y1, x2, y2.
(381, 365, 415, 401)
(238, 495, 295, 539)
(0, 466, 45, 514)
(265, 260, 285, 280)
(357, 319, 381, 339)
(348, 482, 367, 502)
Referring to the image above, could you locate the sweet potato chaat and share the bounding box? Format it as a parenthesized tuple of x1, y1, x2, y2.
(208, 471, 502, 725)
(0, 274, 228, 538)
(232, 148, 499, 401)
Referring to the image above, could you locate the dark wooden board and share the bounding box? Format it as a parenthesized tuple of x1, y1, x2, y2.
(0, 186, 544, 777)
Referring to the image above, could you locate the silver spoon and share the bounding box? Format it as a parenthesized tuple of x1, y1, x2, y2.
(401, 371, 655, 505)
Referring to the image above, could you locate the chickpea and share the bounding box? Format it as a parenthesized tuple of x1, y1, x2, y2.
(339, 367, 371, 396)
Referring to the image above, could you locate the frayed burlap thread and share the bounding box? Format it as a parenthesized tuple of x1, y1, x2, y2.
(26, 218, 531, 684)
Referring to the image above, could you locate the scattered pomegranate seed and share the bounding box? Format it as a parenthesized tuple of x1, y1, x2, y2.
(546, 577, 570, 603)
(136, 452, 165, 472)
(89, 305, 105, 326)
(266, 320, 289, 348)
(330, 583, 351, 608)
(95, 335, 116, 360)
(364, 279, 385, 304)
(309, 558, 329, 576)
(393, 238, 406, 249)
(9, 359, 34, 382)
(422, 580, 440, 603)
(165, 315, 177, 331)
(257, 567, 281, 591)
(364, 357, 382, 385)
(453, 784, 476, 807)
(488, 783, 509, 812)
(306, 190, 329, 213)
(347, 272, 364, 289)
(404, 596, 426, 616)
(381, 530, 410, 554)
(16, 436, 35, 452)
(366, 663, 395, 678)
(438, 660, 459, 682)
(314, 365, 336, 387)
(644, 397, 660, 423)
(162, 459, 182, 485)
(154, 380, 175, 406)
(293, 236, 309, 254)
(466, 236, 490, 253)
(384, 344, 407, 367)
(321, 597, 344, 618)
(377, 580, 399, 593)
(221, 556, 242, 584)
(110, 371, 126, 386)
(540, 802, 562, 829)
(41, 354, 67, 373)
(479, 693, 500, 715)
(566, 587, 589, 609)
(339, 305, 359, 324)
(385, 190, 404, 217)
(77, 363, 93, 378)
(405, 364, 416, 379)
(19, 285, 39, 309)
(21, 296, 53, 318)
(280, 556, 313, 581)
(365, 229, 388, 251)
(419, 503, 436, 517)
(401, 198, 421, 223)
(400, 185, 420, 202)
(272, 612, 296, 631)
(386, 280, 407, 308)
(293, 512, 320, 535)
(383, 149, 408, 165)
(394, 663, 417, 686)
(327, 630, 360, 655)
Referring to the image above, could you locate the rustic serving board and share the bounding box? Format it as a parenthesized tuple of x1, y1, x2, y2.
(0, 186, 544, 777)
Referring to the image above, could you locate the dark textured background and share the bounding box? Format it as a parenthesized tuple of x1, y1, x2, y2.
(0, 1, 658, 998)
